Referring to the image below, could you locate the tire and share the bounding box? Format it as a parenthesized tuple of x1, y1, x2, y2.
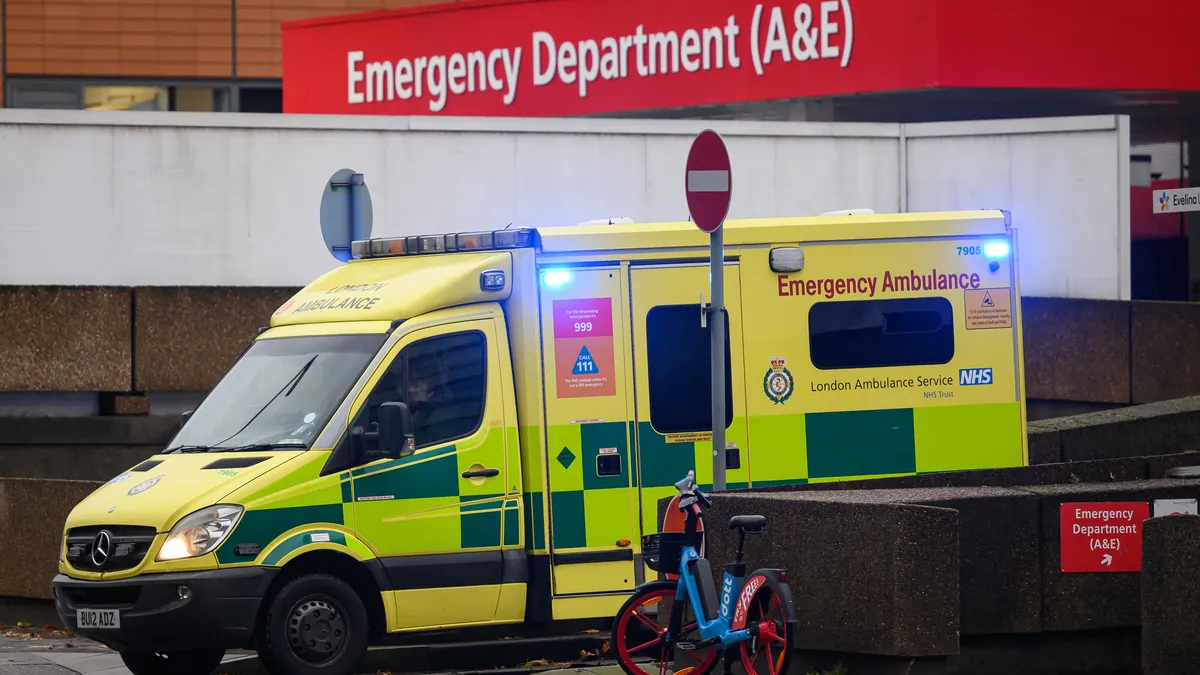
(611, 581, 719, 675)
(119, 649, 224, 675)
(256, 573, 370, 675)
(738, 579, 795, 675)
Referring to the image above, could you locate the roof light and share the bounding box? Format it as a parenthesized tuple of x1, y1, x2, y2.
(542, 270, 571, 287)
(348, 228, 537, 260)
(578, 217, 635, 225)
(984, 241, 1010, 258)
(819, 208, 876, 216)
(769, 247, 805, 273)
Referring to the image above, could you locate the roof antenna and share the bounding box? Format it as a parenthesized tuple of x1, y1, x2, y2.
(504, 223, 513, 229)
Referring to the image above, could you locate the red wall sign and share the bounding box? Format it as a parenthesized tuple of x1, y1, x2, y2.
(552, 298, 615, 399)
(1060, 502, 1150, 573)
(282, 0, 1200, 117)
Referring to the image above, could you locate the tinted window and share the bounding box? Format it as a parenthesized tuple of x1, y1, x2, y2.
(366, 332, 487, 448)
(809, 297, 954, 370)
(646, 305, 733, 434)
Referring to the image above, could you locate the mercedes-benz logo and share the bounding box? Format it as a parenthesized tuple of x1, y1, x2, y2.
(91, 530, 113, 568)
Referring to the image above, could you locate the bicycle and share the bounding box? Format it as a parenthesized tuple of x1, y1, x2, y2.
(612, 471, 798, 675)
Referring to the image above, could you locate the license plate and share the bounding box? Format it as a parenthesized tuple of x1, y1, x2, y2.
(77, 609, 120, 629)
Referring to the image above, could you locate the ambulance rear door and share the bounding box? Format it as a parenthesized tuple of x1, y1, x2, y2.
(627, 261, 750, 538)
(537, 265, 639, 596)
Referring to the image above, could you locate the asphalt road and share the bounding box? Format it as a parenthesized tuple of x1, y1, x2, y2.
(0, 628, 622, 675)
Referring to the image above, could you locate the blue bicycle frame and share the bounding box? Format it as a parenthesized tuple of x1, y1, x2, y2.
(676, 543, 755, 647)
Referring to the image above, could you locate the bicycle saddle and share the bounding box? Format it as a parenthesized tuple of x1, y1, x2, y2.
(729, 514, 767, 532)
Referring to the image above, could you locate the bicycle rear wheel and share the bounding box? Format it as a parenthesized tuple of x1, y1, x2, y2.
(612, 581, 719, 675)
(738, 582, 794, 675)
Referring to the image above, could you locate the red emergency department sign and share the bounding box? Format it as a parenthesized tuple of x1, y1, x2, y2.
(282, 0, 1200, 117)
(1060, 502, 1150, 573)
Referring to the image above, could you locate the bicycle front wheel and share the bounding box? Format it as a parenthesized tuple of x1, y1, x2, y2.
(612, 581, 719, 675)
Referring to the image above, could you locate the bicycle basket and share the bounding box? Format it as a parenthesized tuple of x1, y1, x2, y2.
(642, 532, 686, 573)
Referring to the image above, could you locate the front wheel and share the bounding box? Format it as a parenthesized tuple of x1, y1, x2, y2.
(612, 581, 719, 675)
(256, 573, 370, 675)
(738, 580, 795, 675)
(119, 648, 224, 675)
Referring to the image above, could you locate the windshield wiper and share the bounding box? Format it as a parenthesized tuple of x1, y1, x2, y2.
(165, 445, 214, 454)
(205, 355, 320, 450)
(221, 442, 307, 452)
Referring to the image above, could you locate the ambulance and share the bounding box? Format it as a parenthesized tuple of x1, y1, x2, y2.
(52, 210, 1027, 675)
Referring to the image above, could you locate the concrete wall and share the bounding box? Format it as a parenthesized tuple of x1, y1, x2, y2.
(0, 110, 1130, 300)
(3, 287, 1197, 413)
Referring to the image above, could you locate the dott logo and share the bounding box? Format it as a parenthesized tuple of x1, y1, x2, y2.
(959, 368, 993, 386)
(1160, 192, 1169, 212)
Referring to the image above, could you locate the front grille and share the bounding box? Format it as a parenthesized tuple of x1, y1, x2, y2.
(65, 525, 157, 573)
(62, 585, 140, 608)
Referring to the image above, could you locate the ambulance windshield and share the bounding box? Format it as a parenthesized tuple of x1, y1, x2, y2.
(165, 333, 386, 453)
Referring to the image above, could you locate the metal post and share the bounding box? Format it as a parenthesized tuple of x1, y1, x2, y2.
(710, 227, 726, 492)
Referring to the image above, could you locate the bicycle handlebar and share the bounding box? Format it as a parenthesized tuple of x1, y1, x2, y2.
(675, 470, 712, 511)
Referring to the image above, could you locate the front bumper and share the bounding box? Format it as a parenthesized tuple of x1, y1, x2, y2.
(52, 567, 278, 652)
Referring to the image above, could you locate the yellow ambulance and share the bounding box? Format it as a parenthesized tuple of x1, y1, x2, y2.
(52, 209, 1027, 675)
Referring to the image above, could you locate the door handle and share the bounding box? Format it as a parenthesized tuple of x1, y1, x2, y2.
(462, 468, 500, 479)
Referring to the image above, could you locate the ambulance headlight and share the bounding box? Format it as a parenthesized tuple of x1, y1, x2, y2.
(984, 242, 1010, 258)
(156, 505, 243, 561)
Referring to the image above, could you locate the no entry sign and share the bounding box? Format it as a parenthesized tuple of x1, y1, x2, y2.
(685, 130, 732, 233)
(1060, 502, 1150, 573)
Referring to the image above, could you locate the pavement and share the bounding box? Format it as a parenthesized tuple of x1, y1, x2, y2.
(0, 627, 624, 675)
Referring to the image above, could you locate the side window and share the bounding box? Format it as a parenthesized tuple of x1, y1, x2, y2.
(808, 297, 954, 370)
(645, 304, 733, 434)
(364, 331, 488, 449)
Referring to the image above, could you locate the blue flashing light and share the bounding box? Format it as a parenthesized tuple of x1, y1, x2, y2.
(984, 241, 1010, 259)
(542, 270, 572, 287)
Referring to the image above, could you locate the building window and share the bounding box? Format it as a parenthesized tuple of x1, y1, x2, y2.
(85, 86, 168, 111)
(809, 297, 955, 370)
(5, 79, 233, 112)
(239, 86, 283, 113)
(646, 304, 733, 434)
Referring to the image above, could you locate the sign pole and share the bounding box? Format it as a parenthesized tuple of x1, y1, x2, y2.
(684, 128, 732, 493)
(709, 224, 726, 492)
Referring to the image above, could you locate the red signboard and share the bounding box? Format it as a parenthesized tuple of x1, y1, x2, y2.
(685, 130, 732, 233)
(282, 0, 1200, 117)
(1060, 502, 1150, 573)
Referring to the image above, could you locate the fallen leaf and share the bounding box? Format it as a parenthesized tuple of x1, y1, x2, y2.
(582, 628, 600, 633)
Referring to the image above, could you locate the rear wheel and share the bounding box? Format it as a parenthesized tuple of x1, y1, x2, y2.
(738, 582, 794, 675)
(119, 648, 224, 675)
(612, 581, 719, 675)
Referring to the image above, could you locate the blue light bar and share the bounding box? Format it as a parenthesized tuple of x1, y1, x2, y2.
(984, 241, 1010, 258)
(542, 270, 572, 287)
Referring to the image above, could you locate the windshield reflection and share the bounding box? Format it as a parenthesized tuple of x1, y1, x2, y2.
(166, 333, 386, 453)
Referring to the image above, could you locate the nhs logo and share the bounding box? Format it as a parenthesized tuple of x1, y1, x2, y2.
(959, 368, 993, 386)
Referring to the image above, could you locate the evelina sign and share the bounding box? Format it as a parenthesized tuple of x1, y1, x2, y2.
(345, 0, 854, 113)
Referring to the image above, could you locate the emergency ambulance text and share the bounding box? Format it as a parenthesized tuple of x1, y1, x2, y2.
(778, 268, 982, 299)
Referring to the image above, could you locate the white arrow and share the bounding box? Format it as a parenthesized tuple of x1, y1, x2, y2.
(1101, 554, 1113, 566)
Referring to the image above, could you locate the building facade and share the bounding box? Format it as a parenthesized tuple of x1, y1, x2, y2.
(0, 0, 451, 112)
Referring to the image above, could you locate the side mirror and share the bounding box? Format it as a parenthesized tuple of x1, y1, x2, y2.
(377, 402, 415, 459)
